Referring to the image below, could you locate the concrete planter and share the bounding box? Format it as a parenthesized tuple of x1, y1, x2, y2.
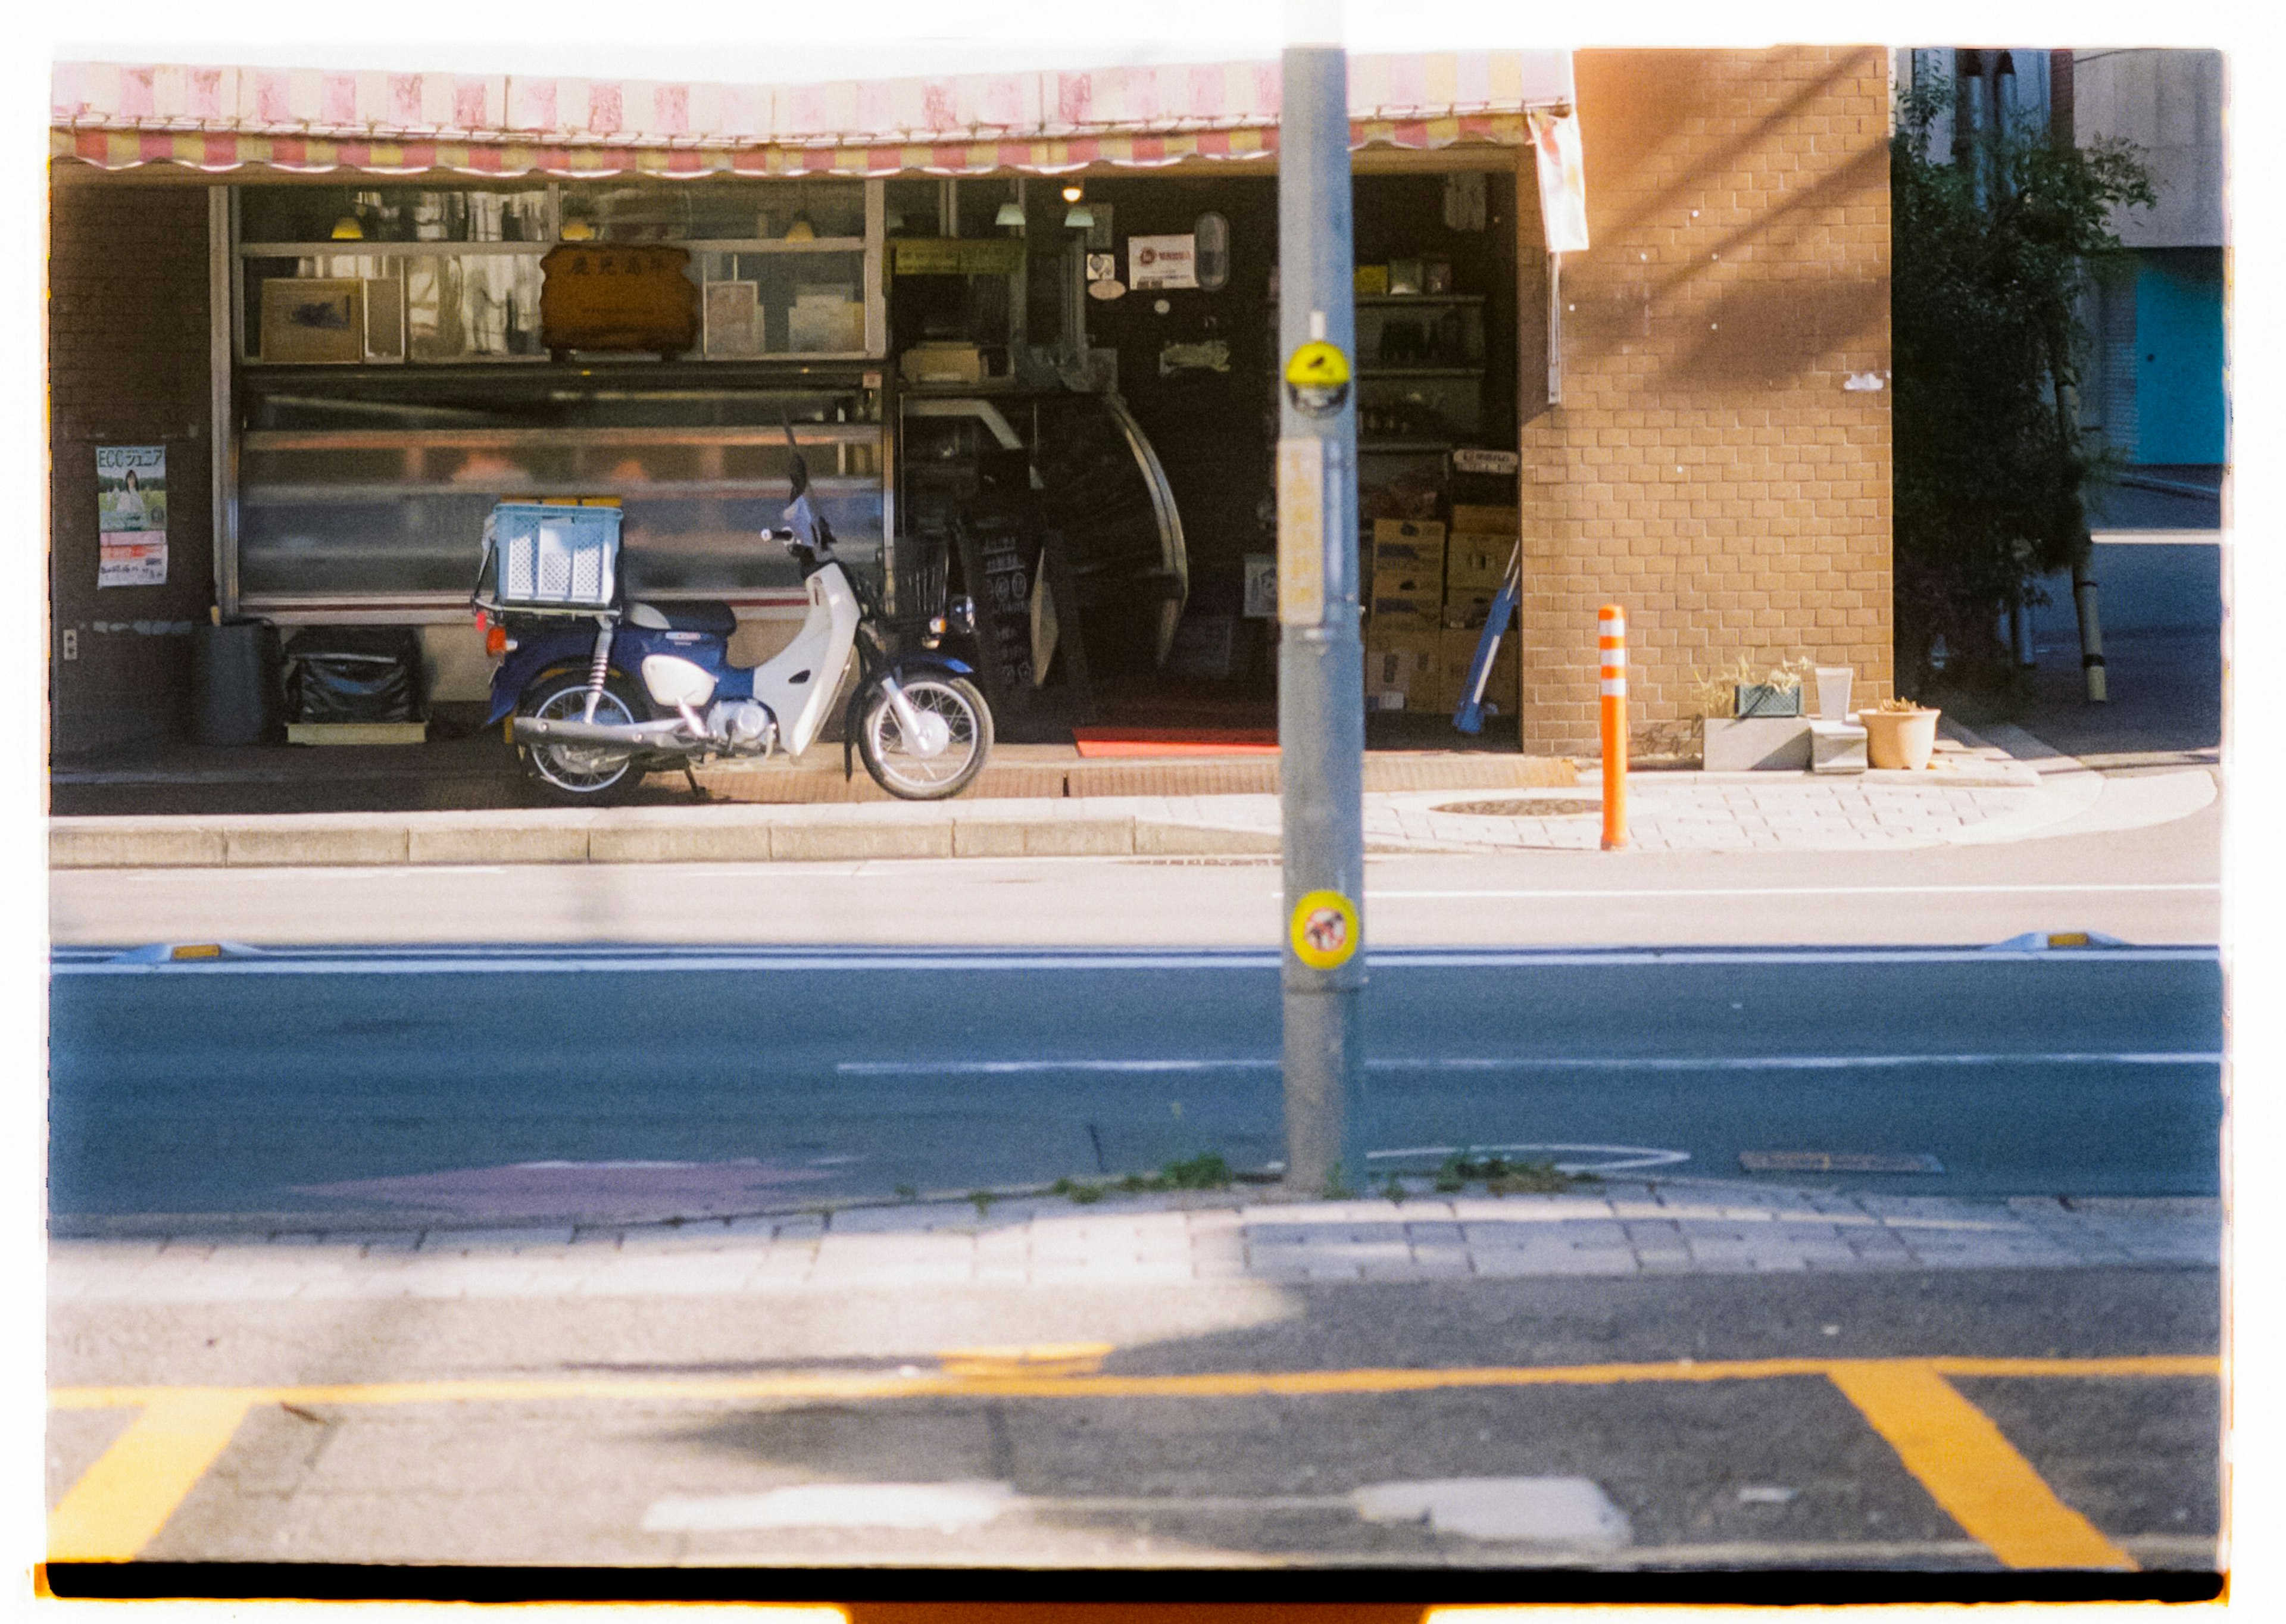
(1701, 716, 1812, 771)
(1861, 707, 1940, 770)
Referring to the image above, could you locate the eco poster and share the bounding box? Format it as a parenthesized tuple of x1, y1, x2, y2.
(96, 445, 167, 589)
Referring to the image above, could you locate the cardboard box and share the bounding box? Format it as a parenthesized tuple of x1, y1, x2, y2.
(1449, 504, 1520, 536)
(1372, 518, 1447, 563)
(1436, 625, 1519, 711)
(1442, 589, 1498, 629)
(1366, 596, 1441, 633)
(1364, 630, 1439, 711)
(1370, 564, 1442, 607)
(1445, 533, 1515, 592)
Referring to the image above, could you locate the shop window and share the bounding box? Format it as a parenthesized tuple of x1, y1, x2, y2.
(404, 255, 546, 360)
(567, 179, 865, 244)
(699, 249, 867, 357)
(241, 252, 542, 363)
(236, 179, 883, 366)
(239, 186, 551, 245)
(885, 179, 944, 237)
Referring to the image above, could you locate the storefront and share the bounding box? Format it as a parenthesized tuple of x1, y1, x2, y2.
(48, 54, 1576, 748)
(52, 49, 1897, 759)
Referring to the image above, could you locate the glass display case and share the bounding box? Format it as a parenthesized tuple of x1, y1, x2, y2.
(236, 373, 885, 605)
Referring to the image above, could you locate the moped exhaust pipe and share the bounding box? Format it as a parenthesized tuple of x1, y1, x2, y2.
(514, 716, 694, 751)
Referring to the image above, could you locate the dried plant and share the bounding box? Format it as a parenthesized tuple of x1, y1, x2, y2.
(1872, 696, 1929, 713)
(1686, 652, 1819, 719)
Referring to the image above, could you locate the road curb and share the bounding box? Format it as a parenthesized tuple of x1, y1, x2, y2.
(48, 805, 1300, 870)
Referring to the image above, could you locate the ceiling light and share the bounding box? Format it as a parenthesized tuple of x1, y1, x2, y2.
(785, 214, 817, 242)
(1064, 204, 1095, 230)
(330, 216, 364, 241)
(1061, 183, 1084, 204)
(995, 200, 1025, 227)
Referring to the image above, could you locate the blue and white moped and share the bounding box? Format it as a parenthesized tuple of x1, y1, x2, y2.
(477, 444, 991, 803)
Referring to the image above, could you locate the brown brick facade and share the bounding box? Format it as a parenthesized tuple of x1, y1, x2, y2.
(1514, 48, 1894, 757)
(49, 177, 216, 758)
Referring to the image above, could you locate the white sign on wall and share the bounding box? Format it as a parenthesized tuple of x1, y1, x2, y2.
(1128, 234, 1197, 291)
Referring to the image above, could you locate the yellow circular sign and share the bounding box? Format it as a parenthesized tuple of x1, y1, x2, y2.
(1284, 340, 1352, 389)
(1289, 888, 1361, 970)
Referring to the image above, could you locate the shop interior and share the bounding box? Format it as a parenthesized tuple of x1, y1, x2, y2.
(224, 165, 1526, 745)
(886, 166, 1523, 744)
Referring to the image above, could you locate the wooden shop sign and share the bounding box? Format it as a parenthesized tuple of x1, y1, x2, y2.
(540, 245, 699, 356)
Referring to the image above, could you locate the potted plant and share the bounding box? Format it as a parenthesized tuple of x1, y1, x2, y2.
(1691, 653, 1818, 770)
(1860, 697, 1941, 770)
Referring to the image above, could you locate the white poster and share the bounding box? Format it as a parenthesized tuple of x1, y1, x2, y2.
(1128, 234, 1198, 291)
(96, 444, 167, 589)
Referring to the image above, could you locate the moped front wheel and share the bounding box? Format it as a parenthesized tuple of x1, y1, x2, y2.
(858, 676, 993, 799)
(517, 674, 649, 803)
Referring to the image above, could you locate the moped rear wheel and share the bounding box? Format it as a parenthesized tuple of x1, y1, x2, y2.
(518, 674, 648, 803)
(858, 676, 992, 799)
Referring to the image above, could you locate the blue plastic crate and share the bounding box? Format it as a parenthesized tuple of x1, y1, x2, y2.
(483, 502, 621, 611)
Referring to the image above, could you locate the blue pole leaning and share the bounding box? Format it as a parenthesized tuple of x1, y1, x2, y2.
(1276, 22, 1367, 1200)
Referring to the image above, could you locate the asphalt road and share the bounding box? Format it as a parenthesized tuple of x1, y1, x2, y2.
(49, 945, 2223, 1227)
(46, 1266, 2221, 1581)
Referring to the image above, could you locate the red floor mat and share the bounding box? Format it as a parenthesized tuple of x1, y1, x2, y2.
(1070, 726, 1281, 758)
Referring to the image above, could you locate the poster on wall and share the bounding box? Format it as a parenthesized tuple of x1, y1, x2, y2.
(1128, 235, 1198, 291)
(96, 445, 167, 589)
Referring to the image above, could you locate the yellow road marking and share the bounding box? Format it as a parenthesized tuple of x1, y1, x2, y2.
(47, 1390, 252, 1561)
(938, 1342, 1115, 1379)
(1827, 1363, 2138, 1571)
(47, 1353, 2219, 1411)
(46, 1355, 2210, 1569)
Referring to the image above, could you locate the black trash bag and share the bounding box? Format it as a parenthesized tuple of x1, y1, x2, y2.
(284, 626, 426, 724)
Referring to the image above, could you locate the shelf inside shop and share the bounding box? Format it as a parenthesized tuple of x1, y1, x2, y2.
(1359, 441, 1455, 453)
(1357, 367, 1484, 379)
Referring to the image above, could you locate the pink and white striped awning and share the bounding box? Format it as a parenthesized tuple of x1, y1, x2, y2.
(50, 53, 1572, 177)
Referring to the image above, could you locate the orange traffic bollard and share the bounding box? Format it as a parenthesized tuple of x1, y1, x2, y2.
(1599, 604, 1628, 850)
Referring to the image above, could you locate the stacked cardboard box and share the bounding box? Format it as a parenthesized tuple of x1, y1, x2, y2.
(1435, 507, 1519, 710)
(1437, 513, 1509, 710)
(1363, 511, 1529, 713)
(1364, 519, 1444, 710)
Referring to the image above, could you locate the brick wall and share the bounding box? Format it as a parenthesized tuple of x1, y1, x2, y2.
(49, 177, 216, 758)
(1514, 48, 1894, 757)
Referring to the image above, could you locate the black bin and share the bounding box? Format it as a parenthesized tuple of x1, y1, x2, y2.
(189, 620, 283, 745)
(285, 627, 427, 724)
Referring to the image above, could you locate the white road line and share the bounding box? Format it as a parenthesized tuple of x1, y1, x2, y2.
(53, 944, 2221, 975)
(836, 1052, 2222, 1076)
(1367, 882, 2221, 899)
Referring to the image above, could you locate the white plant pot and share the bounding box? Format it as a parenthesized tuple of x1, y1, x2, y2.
(1814, 666, 1854, 722)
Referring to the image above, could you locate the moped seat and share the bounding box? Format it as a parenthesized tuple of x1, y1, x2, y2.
(629, 600, 738, 638)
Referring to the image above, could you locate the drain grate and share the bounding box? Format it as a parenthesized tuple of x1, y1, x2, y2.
(1436, 798, 1602, 819)
(1740, 1151, 1945, 1175)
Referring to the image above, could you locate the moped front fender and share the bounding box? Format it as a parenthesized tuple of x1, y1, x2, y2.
(839, 656, 980, 781)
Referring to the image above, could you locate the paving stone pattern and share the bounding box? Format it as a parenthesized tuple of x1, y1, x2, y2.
(1189, 777, 2049, 854)
(48, 1183, 2219, 1303)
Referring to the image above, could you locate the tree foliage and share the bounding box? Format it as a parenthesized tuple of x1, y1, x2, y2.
(1890, 80, 2154, 685)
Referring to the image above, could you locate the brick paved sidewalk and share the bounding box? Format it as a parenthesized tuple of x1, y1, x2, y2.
(49, 1182, 2218, 1303)
(1195, 771, 2068, 855)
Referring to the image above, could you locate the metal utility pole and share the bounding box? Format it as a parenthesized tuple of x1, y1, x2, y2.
(1276, 14, 1367, 1199)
